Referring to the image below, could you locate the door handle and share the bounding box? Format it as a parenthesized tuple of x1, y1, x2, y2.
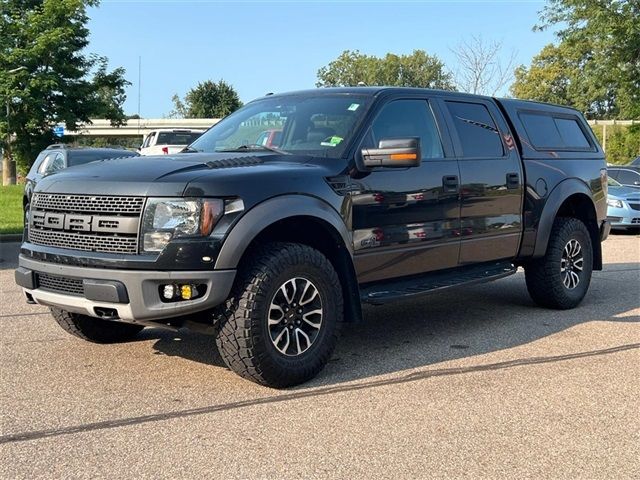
(506, 172, 520, 189)
(442, 175, 459, 193)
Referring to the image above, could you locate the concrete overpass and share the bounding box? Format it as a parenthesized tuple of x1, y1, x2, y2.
(65, 118, 220, 137)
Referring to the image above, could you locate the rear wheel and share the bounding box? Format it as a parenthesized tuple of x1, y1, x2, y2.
(525, 217, 593, 309)
(51, 308, 144, 343)
(214, 242, 343, 388)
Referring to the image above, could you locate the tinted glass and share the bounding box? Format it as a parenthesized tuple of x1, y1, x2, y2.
(555, 118, 590, 148)
(520, 112, 592, 151)
(37, 153, 58, 174)
(520, 113, 562, 149)
(40, 153, 65, 175)
(446, 101, 504, 157)
(608, 169, 620, 180)
(616, 170, 640, 185)
(370, 100, 443, 159)
(156, 132, 202, 145)
(190, 95, 372, 159)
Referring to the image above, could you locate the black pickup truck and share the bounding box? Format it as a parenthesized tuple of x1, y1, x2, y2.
(15, 88, 609, 387)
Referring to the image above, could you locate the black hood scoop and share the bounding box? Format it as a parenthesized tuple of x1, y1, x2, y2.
(206, 156, 264, 169)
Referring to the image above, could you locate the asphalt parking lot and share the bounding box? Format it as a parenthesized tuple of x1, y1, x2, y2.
(0, 234, 638, 479)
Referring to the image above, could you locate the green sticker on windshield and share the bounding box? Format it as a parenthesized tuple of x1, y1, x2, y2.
(321, 136, 343, 147)
(348, 103, 360, 111)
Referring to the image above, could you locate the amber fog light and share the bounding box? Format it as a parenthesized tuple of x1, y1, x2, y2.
(159, 283, 206, 302)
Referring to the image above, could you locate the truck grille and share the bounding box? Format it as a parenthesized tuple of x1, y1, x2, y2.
(32, 194, 144, 214)
(36, 273, 84, 296)
(628, 202, 640, 211)
(28, 194, 143, 254)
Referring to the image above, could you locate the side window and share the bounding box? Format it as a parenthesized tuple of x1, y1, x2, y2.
(617, 170, 640, 185)
(608, 169, 620, 180)
(520, 112, 592, 151)
(446, 101, 504, 157)
(555, 118, 590, 149)
(144, 132, 156, 147)
(368, 99, 444, 159)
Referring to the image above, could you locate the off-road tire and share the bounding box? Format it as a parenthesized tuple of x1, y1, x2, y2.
(214, 242, 343, 388)
(51, 308, 144, 343)
(525, 217, 593, 309)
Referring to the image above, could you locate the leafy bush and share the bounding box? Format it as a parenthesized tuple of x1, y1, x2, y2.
(591, 124, 640, 165)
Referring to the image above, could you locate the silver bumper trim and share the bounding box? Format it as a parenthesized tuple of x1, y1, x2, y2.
(18, 255, 235, 322)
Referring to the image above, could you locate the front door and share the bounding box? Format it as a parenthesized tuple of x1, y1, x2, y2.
(350, 98, 461, 283)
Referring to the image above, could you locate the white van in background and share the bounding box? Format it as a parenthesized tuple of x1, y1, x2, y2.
(139, 129, 204, 156)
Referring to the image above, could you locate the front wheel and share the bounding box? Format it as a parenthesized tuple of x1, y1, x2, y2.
(214, 242, 343, 388)
(525, 217, 593, 309)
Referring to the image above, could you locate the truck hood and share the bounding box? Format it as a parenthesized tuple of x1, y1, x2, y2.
(34, 152, 345, 198)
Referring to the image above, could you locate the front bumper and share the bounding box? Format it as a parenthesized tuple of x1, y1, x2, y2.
(16, 255, 235, 323)
(607, 204, 640, 229)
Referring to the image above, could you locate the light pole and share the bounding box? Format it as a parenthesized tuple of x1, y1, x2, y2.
(3, 66, 27, 186)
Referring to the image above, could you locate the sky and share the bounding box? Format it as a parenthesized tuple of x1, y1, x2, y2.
(87, 0, 558, 118)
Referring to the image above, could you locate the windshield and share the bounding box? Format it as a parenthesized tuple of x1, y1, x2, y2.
(189, 94, 371, 158)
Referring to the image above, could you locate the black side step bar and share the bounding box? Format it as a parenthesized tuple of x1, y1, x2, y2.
(360, 261, 517, 305)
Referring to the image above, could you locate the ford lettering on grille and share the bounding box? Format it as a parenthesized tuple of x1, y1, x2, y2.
(28, 194, 143, 254)
(31, 211, 139, 234)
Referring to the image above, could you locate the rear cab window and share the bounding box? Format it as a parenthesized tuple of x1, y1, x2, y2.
(519, 112, 593, 151)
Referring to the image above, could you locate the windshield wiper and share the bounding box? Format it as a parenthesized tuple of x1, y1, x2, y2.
(180, 146, 200, 153)
(219, 144, 290, 155)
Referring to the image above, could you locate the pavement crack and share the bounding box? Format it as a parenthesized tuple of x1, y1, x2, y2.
(1, 342, 637, 446)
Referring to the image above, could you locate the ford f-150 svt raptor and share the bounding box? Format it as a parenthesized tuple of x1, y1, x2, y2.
(16, 88, 610, 387)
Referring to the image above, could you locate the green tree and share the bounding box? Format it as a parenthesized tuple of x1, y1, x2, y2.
(0, 0, 130, 179)
(316, 50, 456, 90)
(171, 80, 242, 119)
(511, 0, 640, 119)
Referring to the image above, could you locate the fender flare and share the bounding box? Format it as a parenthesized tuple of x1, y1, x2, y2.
(533, 178, 597, 258)
(214, 195, 352, 270)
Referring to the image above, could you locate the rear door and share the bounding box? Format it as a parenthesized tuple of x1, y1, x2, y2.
(351, 96, 461, 283)
(440, 98, 523, 264)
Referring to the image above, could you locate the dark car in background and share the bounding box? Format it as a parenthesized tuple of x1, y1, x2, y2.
(24, 145, 139, 209)
(607, 166, 640, 189)
(630, 156, 640, 166)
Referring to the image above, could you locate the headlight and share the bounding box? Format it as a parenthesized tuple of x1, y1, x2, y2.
(141, 198, 224, 252)
(607, 197, 623, 209)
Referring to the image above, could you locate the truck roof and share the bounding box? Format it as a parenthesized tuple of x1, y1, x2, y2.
(260, 87, 494, 101)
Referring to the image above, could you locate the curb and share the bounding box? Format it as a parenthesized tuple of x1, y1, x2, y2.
(0, 234, 23, 243)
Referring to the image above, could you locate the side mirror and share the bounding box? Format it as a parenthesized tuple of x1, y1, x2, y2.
(361, 138, 421, 168)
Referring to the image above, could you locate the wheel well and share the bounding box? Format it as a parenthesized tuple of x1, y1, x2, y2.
(240, 216, 362, 323)
(555, 193, 602, 270)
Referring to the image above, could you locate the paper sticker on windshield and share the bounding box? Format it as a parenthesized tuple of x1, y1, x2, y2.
(321, 136, 344, 147)
(348, 103, 360, 111)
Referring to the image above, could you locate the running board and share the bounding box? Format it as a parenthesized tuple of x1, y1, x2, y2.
(360, 261, 517, 305)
